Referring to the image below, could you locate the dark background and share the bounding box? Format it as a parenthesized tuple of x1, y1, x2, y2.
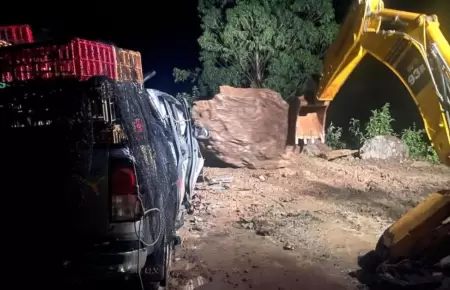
(1, 0, 449, 133)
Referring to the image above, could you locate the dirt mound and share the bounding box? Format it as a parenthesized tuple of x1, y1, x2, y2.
(170, 155, 450, 289)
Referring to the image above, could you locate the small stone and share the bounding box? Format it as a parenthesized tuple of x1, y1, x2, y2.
(283, 242, 294, 250)
(258, 175, 266, 181)
(192, 225, 203, 232)
(256, 227, 272, 236)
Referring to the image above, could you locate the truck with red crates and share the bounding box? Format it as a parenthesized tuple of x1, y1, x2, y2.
(0, 76, 177, 290)
(0, 34, 207, 289)
(0, 37, 143, 84)
(0, 32, 164, 290)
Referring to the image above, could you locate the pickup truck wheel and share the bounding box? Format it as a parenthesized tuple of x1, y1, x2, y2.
(175, 211, 185, 230)
(142, 282, 161, 290)
(160, 239, 173, 288)
(141, 235, 174, 290)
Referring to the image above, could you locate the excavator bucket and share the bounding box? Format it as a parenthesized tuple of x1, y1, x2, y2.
(295, 74, 330, 146)
(296, 97, 328, 145)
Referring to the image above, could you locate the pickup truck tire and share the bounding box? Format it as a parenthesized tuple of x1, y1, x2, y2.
(160, 237, 173, 288)
(142, 235, 173, 290)
(143, 282, 162, 290)
(175, 211, 185, 230)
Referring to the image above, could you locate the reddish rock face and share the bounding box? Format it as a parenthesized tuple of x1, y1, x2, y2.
(192, 86, 290, 169)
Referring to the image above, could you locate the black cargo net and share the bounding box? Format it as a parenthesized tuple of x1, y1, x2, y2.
(0, 77, 178, 262)
(91, 77, 179, 247)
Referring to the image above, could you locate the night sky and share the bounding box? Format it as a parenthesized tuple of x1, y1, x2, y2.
(1, 0, 449, 132)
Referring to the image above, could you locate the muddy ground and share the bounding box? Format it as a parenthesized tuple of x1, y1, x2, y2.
(169, 155, 450, 290)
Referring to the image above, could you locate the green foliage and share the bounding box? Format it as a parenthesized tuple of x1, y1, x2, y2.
(364, 103, 395, 139)
(192, 0, 338, 99)
(348, 118, 364, 148)
(326, 103, 438, 164)
(346, 104, 395, 148)
(173, 68, 201, 84)
(325, 122, 345, 149)
(173, 68, 201, 105)
(401, 125, 440, 164)
(175, 86, 200, 107)
(425, 147, 440, 164)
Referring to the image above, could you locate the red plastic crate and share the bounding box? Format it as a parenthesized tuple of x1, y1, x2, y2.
(0, 25, 34, 44)
(0, 38, 117, 82)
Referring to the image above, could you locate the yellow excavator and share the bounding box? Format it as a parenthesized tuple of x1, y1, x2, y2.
(303, 0, 449, 286)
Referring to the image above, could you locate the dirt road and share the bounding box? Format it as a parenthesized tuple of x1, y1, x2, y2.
(169, 155, 450, 290)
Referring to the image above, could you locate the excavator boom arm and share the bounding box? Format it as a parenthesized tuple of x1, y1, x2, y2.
(311, 0, 450, 269)
(316, 0, 450, 165)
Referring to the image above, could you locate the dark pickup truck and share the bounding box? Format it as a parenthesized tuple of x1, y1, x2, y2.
(1, 77, 207, 290)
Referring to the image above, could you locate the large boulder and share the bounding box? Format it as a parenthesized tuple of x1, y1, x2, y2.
(360, 135, 409, 160)
(192, 86, 289, 169)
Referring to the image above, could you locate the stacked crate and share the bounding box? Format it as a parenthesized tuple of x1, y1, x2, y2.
(115, 47, 144, 84)
(0, 26, 145, 143)
(0, 27, 144, 84)
(0, 25, 34, 45)
(0, 38, 117, 82)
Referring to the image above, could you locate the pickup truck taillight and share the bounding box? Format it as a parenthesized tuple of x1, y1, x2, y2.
(110, 165, 141, 222)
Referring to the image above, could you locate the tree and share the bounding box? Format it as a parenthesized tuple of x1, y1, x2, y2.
(175, 0, 338, 100)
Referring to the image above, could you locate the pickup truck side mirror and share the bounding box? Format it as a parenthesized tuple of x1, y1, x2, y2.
(193, 124, 210, 140)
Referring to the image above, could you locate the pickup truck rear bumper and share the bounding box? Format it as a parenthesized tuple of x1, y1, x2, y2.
(54, 241, 148, 285)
